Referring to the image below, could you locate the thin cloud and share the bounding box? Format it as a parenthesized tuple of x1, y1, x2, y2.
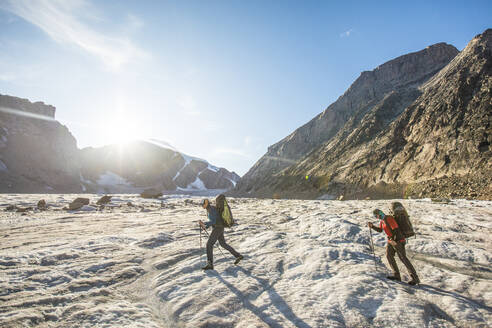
(0, 0, 148, 70)
(340, 28, 354, 38)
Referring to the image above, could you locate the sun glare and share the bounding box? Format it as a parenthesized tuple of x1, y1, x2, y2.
(102, 116, 147, 146)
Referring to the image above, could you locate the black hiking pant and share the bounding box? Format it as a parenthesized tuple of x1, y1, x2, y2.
(207, 226, 240, 264)
(386, 241, 419, 279)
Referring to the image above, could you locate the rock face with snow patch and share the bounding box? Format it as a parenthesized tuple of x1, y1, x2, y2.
(80, 140, 240, 193)
(0, 94, 83, 192)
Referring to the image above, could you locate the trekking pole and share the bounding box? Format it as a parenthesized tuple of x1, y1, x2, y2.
(200, 225, 203, 265)
(369, 226, 379, 273)
(200, 224, 227, 259)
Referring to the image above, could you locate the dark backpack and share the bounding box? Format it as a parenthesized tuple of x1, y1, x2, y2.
(215, 194, 234, 228)
(391, 202, 415, 238)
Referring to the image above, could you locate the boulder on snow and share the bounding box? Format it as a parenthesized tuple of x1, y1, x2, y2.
(69, 197, 90, 210)
(37, 199, 47, 210)
(72, 197, 90, 205)
(96, 195, 112, 205)
(68, 203, 84, 210)
(432, 197, 451, 204)
(5, 204, 16, 211)
(140, 189, 163, 199)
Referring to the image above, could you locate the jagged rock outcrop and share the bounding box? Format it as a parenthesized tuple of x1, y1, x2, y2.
(233, 29, 491, 200)
(0, 94, 56, 118)
(0, 94, 83, 192)
(234, 42, 459, 196)
(199, 168, 239, 190)
(80, 140, 240, 193)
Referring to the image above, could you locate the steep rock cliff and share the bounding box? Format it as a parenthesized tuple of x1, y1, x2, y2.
(246, 29, 491, 200)
(234, 42, 459, 196)
(0, 94, 83, 192)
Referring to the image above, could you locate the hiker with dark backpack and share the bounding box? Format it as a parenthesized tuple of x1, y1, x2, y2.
(198, 197, 243, 270)
(368, 204, 420, 285)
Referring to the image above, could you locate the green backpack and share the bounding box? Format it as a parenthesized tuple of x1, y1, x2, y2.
(216, 194, 234, 228)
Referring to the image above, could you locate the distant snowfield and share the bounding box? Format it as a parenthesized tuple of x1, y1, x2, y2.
(0, 195, 491, 327)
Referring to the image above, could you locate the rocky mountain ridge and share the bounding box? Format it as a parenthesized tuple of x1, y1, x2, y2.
(0, 95, 239, 194)
(232, 29, 491, 200)
(235, 41, 459, 196)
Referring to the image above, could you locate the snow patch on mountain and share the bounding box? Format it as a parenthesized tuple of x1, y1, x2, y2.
(97, 171, 134, 188)
(182, 153, 208, 166)
(0, 127, 8, 149)
(0, 159, 7, 171)
(227, 177, 237, 187)
(79, 173, 92, 184)
(188, 177, 206, 190)
(145, 139, 208, 167)
(172, 154, 210, 183)
(208, 164, 220, 173)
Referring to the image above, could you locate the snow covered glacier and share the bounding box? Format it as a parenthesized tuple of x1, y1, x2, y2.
(0, 195, 490, 327)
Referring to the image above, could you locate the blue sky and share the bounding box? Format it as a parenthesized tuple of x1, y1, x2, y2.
(0, 0, 490, 176)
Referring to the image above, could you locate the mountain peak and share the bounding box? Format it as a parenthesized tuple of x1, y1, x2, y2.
(0, 94, 56, 119)
(233, 29, 491, 200)
(233, 39, 460, 197)
(474, 28, 492, 41)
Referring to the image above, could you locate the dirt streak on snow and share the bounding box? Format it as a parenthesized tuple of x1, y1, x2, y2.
(0, 195, 491, 327)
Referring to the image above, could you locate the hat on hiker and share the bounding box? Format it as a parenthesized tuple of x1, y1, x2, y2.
(373, 208, 383, 218)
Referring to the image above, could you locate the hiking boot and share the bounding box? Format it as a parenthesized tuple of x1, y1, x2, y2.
(408, 275, 420, 286)
(202, 261, 214, 270)
(234, 255, 243, 265)
(386, 275, 401, 281)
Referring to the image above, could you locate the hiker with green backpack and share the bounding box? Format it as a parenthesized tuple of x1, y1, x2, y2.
(368, 202, 420, 285)
(198, 195, 243, 270)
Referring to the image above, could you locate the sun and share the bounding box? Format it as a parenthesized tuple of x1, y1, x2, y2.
(102, 115, 148, 146)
